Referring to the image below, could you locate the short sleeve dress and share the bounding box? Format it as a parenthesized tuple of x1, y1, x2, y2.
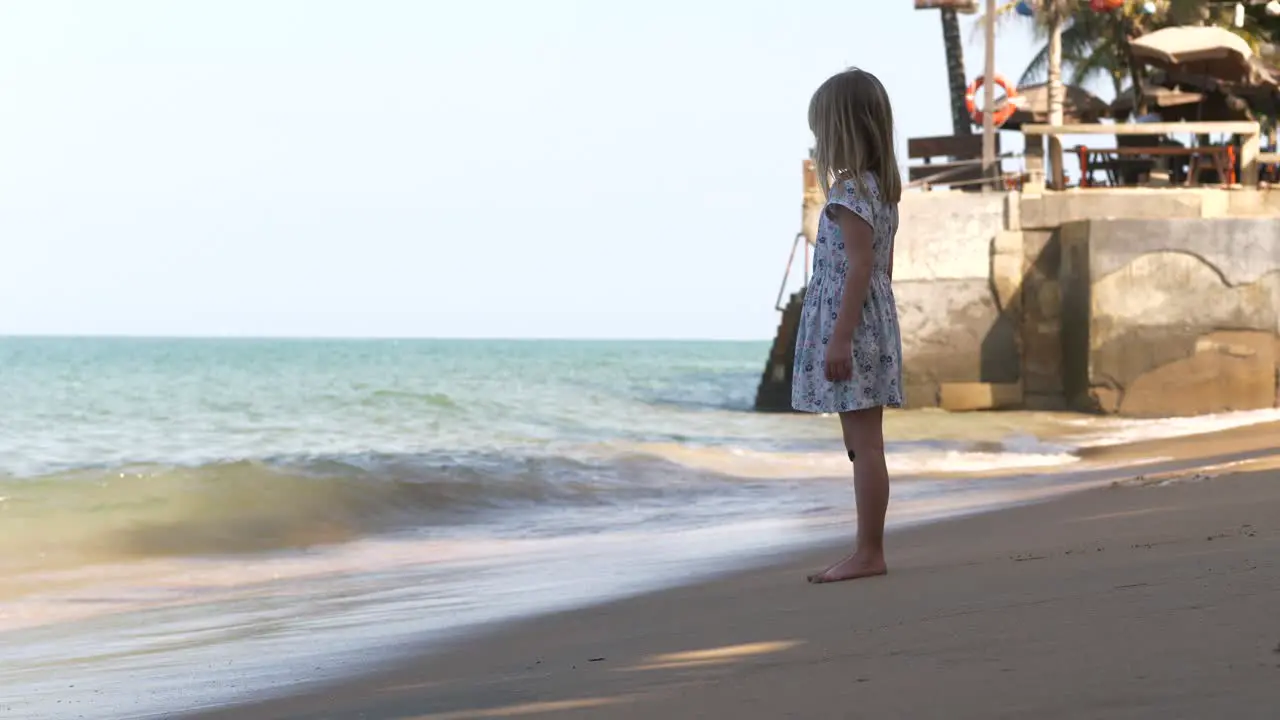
(791, 173, 903, 413)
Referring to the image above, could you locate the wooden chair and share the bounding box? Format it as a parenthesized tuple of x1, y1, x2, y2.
(908, 134, 1000, 190)
(1260, 151, 1280, 183)
(1114, 133, 1164, 185)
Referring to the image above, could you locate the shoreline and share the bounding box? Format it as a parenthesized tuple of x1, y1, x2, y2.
(179, 420, 1280, 720)
(2, 458, 1108, 720)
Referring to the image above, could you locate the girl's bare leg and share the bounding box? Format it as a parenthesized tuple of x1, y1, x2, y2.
(808, 405, 889, 583)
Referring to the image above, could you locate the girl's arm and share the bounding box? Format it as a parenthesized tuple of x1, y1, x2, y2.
(830, 206, 875, 344)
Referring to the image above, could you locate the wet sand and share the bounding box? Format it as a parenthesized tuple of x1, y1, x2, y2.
(185, 423, 1280, 720)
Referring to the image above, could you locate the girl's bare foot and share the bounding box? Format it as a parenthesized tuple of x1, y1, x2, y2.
(806, 550, 887, 584)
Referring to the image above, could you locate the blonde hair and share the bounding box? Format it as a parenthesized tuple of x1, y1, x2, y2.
(807, 67, 902, 204)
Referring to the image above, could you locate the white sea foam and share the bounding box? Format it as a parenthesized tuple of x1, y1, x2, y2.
(888, 448, 1079, 475)
(1066, 407, 1280, 448)
(621, 441, 1081, 479)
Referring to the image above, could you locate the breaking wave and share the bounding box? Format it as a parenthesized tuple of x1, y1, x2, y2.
(0, 451, 765, 566)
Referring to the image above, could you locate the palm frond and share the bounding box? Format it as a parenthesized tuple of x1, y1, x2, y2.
(1019, 17, 1106, 90)
(967, 1, 1029, 44)
(1020, 45, 1051, 86)
(1068, 47, 1122, 93)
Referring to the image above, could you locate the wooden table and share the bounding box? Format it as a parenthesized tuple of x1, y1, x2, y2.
(1076, 145, 1236, 187)
(1021, 121, 1261, 191)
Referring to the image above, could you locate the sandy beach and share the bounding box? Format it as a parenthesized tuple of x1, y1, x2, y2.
(181, 423, 1280, 720)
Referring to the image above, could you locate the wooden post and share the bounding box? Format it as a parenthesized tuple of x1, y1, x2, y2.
(940, 8, 971, 137)
(1046, 12, 1064, 190)
(1240, 126, 1261, 187)
(914, 0, 980, 150)
(1048, 137, 1066, 189)
(801, 158, 823, 247)
(1024, 133, 1045, 194)
(982, 0, 996, 190)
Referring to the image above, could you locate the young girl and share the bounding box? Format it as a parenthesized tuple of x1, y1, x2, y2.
(792, 67, 903, 584)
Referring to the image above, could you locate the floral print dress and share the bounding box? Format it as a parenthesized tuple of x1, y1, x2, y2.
(791, 173, 903, 413)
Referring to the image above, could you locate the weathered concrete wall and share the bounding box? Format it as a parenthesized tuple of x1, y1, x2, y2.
(756, 186, 1280, 415)
(1018, 188, 1280, 230)
(887, 188, 1278, 414)
(1018, 228, 1066, 410)
(1016, 189, 1280, 415)
(894, 191, 1019, 408)
(904, 187, 1280, 412)
(1058, 218, 1280, 417)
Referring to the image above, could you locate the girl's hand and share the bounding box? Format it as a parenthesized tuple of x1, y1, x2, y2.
(824, 340, 853, 382)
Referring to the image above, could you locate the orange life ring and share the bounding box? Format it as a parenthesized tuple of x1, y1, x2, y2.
(965, 75, 1018, 127)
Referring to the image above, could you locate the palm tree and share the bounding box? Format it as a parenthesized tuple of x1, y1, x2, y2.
(1042, 1, 1075, 130)
(1014, 1, 1275, 114)
(987, 1, 1279, 184)
(1019, 9, 1129, 94)
(941, 7, 973, 136)
(978, 1, 1079, 185)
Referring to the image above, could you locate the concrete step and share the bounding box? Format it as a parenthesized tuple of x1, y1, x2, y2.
(754, 289, 807, 412)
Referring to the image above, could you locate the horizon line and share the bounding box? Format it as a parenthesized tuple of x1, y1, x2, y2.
(0, 333, 770, 343)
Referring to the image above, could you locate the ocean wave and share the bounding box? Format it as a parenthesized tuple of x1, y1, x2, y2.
(7, 416, 1182, 571)
(0, 452, 754, 566)
(0, 435, 1084, 570)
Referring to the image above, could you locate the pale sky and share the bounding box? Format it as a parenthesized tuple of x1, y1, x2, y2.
(0, 1, 1057, 340)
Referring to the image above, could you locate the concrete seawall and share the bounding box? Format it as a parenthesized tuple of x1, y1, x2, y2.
(1058, 218, 1280, 417)
(893, 192, 1017, 409)
(756, 188, 1280, 417)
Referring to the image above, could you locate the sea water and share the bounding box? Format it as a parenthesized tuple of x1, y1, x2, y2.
(2, 337, 1277, 718)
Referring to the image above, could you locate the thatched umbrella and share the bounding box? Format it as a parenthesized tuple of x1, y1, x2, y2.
(1130, 26, 1267, 85)
(1139, 67, 1279, 124)
(996, 82, 1109, 129)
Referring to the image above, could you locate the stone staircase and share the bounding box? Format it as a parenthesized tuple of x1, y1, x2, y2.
(753, 288, 806, 412)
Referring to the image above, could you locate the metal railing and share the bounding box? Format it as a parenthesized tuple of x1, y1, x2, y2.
(907, 152, 1023, 191)
(774, 232, 809, 312)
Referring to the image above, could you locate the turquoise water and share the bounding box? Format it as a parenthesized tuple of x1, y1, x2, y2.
(0, 337, 1094, 573)
(1, 338, 842, 570)
(8, 336, 1272, 577)
(5, 337, 1278, 718)
(1, 337, 781, 475)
